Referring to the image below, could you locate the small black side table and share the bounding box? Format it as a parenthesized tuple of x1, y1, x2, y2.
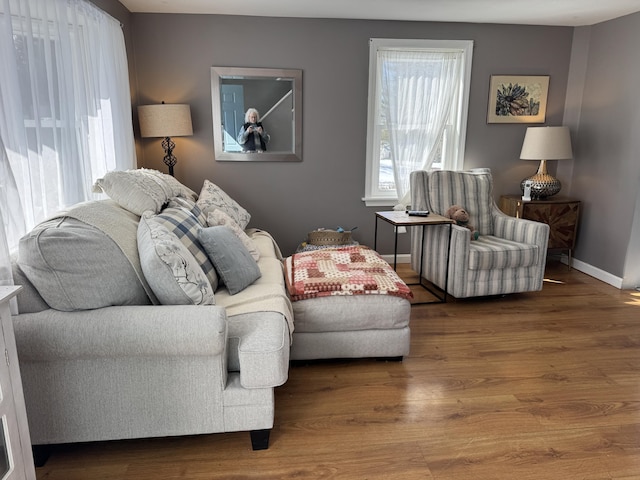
(374, 211, 454, 304)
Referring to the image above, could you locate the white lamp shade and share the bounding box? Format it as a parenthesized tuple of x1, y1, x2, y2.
(520, 126, 573, 160)
(138, 104, 193, 138)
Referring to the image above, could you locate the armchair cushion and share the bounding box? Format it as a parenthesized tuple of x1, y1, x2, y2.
(427, 170, 494, 235)
(469, 236, 540, 270)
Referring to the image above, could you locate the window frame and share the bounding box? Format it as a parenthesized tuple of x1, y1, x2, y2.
(363, 38, 474, 207)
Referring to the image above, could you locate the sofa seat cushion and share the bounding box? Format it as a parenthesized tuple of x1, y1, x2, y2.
(468, 235, 539, 270)
(17, 201, 152, 311)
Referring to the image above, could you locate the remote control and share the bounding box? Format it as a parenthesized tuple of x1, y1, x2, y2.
(407, 210, 429, 216)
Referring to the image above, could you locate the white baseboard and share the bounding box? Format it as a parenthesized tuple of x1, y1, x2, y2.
(380, 253, 411, 265)
(560, 255, 624, 289)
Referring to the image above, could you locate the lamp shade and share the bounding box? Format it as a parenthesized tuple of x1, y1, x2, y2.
(520, 126, 573, 160)
(138, 104, 193, 138)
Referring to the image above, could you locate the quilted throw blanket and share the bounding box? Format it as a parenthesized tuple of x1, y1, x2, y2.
(285, 246, 413, 302)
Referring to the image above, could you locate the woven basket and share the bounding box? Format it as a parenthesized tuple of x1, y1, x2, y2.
(307, 229, 352, 246)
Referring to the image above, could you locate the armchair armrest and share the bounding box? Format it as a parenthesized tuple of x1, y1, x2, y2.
(14, 305, 228, 361)
(493, 207, 550, 247)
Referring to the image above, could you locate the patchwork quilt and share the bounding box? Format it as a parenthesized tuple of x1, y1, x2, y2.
(285, 246, 413, 302)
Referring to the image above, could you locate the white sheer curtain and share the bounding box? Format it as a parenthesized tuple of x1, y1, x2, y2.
(0, 0, 135, 285)
(379, 49, 463, 208)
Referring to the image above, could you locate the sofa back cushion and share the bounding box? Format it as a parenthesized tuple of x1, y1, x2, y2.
(18, 206, 152, 311)
(11, 259, 49, 313)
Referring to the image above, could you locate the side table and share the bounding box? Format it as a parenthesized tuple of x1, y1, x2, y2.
(499, 195, 581, 268)
(374, 211, 454, 304)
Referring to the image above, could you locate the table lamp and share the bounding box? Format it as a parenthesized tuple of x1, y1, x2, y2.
(519, 126, 573, 199)
(138, 102, 193, 176)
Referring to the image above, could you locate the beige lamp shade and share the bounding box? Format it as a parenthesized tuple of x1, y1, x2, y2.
(519, 126, 573, 199)
(138, 104, 193, 138)
(520, 126, 573, 160)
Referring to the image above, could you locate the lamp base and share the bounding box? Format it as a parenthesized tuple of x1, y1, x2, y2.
(162, 136, 177, 176)
(520, 159, 561, 199)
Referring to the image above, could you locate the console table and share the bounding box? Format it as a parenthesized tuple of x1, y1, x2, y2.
(499, 195, 581, 268)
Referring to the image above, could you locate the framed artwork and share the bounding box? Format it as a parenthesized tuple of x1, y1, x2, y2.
(487, 75, 549, 124)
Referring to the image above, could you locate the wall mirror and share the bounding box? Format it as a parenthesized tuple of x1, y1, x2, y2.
(211, 66, 302, 161)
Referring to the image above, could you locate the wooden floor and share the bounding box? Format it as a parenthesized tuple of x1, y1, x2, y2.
(35, 260, 640, 479)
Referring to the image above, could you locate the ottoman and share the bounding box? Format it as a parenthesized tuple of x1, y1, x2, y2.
(285, 246, 412, 361)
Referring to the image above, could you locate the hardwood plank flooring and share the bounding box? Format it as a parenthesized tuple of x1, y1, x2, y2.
(35, 260, 640, 479)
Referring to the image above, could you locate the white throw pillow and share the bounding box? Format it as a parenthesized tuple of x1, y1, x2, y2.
(143, 168, 198, 201)
(93, 169, 196, 216)
(138, 212, 215, 305)
(197, 179, 251, 229)
(206, 209, 260, 261)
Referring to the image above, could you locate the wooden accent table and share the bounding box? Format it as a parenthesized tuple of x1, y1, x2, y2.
(374, 211, 454, 303)
(499, 195, 581, 268)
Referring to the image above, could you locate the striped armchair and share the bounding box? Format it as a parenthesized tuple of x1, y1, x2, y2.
(409, 170, 549, 298)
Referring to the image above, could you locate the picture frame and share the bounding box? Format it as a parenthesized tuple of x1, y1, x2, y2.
(487, 75, 549, 124)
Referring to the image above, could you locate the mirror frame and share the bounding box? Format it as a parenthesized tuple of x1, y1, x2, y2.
(211, 66, 303, 162)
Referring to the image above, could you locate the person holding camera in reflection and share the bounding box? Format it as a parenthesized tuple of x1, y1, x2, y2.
(237, 108, 270, 152)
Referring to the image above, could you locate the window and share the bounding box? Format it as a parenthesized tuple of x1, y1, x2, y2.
(363, 39, 473, 207)
(0, 0, 135, 262)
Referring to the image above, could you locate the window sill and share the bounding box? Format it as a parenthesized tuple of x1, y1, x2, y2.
(362, 196, 399, 208)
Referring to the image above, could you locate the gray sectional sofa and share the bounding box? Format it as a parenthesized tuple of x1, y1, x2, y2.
(11, 169, 293, 456)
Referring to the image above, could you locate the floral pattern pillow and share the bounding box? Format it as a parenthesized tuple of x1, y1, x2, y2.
(196, 179, 251, 229)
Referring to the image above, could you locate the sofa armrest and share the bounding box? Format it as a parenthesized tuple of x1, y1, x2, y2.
(14, 305, 228, 361)
(227, 312, 290, 389)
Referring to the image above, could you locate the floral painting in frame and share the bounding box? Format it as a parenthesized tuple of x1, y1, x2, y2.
(487, 75, 549, 123)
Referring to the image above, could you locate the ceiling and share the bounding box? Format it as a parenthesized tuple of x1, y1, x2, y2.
(119, 0, 640, 27)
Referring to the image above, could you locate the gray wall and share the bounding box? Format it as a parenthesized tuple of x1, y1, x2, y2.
(128, 13, 573, 256)
(569, 14, 640, 286)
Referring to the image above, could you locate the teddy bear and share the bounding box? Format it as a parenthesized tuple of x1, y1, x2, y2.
(445, 204, 479, 240)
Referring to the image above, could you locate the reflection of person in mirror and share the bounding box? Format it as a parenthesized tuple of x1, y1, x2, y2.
(237, 108, 270, 152)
